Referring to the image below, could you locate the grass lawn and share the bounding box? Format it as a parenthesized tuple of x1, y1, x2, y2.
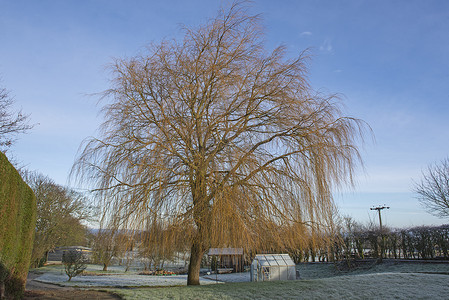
(30, 261, 449, 299)
(30, 264, 218, 287)
(111, 272, 449, 300)
(109, 261, 449, 300)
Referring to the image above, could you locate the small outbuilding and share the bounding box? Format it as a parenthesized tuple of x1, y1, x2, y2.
(250, 254, 297, 281)
(208, 248, 244, 273)
(47, 246, 92, 263)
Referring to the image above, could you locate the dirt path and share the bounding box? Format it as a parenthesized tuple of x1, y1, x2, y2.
(24, 272, 122, 300)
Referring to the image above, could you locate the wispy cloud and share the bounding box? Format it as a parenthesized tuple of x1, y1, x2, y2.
(319, 38, 333, 53)
(300, 31, 312, 36)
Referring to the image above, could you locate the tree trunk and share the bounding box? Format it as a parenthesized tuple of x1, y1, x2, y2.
(0, 282, 4, 300)
(103, 263, 108, 271)
(187, 241, 205, 285)
(187, 168, 210, 285)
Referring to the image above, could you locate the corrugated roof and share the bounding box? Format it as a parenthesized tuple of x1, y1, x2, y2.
(208, 248, 244, 255)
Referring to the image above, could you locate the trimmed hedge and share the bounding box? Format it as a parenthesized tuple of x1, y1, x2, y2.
(0, 152, 36, 299)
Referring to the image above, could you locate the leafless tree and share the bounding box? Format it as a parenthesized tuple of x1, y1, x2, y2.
(415, 158, 449, 218)
(92, 227, 122, 271)
(23, 171, 92, 267)
(72, 2, 367, 285)
(0, 85, 33, 150)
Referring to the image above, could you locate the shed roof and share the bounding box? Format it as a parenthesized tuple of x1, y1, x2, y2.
(253, 254, 295, 266)
(208, 248, 244, 255)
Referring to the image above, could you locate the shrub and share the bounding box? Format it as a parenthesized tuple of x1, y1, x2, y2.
(62, 250, 87, 281)
(0, 152, 36, 299)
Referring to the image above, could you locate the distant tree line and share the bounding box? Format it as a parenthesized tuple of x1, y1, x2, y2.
(65, 215, 449, 274)
(382, 225, 448, 260)
(286, 221, 449, 263)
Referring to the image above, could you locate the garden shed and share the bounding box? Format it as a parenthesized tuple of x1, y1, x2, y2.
(250, 254, 297, 281)
(208, 248, 244, 273)
(47, 246, 92, 262)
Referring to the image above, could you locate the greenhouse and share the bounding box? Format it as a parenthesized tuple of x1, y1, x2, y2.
(250, 254, 297, 282)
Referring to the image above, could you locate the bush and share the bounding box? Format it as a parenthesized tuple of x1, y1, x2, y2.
(0, 152, 36, 299)
(62, 250, 87, 281)
(0, 261, 25, 300)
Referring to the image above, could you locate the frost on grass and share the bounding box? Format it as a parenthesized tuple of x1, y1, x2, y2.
(297, 260, 449, 280)
(113, 273, 449, 300)
(33, 264, 220, 287)
(33, 263, 449, 299)
(36, 273, 220, 287)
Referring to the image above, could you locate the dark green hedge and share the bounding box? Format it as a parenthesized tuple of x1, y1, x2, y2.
(0, 152, 36, 299)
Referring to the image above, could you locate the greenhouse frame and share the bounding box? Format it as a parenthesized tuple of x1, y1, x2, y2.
(250, 254, 297, 282)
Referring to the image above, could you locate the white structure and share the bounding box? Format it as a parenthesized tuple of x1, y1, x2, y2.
(250, 254, 297, 282)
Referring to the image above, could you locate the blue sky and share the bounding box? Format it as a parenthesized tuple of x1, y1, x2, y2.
(1, 0, 448, 228)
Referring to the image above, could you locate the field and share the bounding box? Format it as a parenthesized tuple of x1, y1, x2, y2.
(28, 260, 449, 299)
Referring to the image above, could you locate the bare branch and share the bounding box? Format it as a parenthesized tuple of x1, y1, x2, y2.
(0, 86, 33, 150)
(414, 158, 449, 218)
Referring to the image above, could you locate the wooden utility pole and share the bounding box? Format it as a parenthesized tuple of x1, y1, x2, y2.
(371, 205, 389, 261)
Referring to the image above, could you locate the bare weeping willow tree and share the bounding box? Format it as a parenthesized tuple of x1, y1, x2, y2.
(72, 2, 367, 285)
